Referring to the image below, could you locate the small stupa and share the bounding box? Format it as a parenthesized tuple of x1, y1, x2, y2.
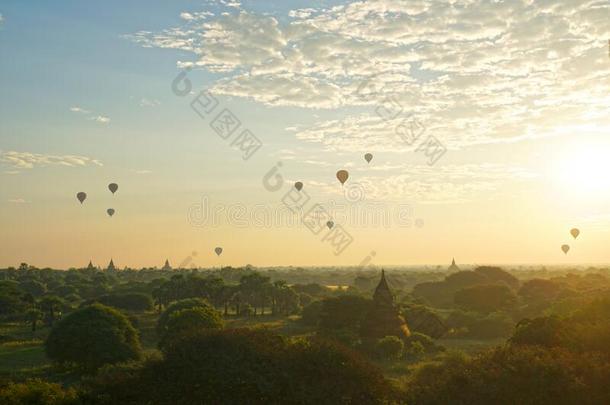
(86, 260, 95, 271)
(162, 259, 172, 271)
(360, 270, 410, 340)
(448, 258, 460, 272)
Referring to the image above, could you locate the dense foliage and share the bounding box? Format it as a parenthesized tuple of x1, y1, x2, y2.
(85, 328, 394, 404)
(45, 304, 142, 371)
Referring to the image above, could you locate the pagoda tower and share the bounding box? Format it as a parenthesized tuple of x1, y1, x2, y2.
(106, 259, 116, 272)
(86, 260, 95, 271)
(360, 270, 410, 340)
(162, 259, 172, 271)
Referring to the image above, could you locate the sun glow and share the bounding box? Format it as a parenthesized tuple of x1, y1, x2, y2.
(554, 139, 610, 199)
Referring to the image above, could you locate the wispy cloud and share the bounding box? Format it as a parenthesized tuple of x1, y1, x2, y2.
(0, 14, 4, 24)
(69, 106, 110, 124)
(90, 115, 110, 124)
(7, 198, 28, 204)
(0, 150, 103, 170)
(135, 169, 152, 175)
(139, 98, 161, 107)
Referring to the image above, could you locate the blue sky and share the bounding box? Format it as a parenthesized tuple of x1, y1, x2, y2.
(1, 0, 610, 268)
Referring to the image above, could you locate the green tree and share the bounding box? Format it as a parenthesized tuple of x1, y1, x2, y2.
(95, 293, 153, 312)
(45, 304, 142, 372)
(156, 298, 214, 335)
(38, 295, 65, 326)
(85, 329, 394, 404)
(454, 284, 517, 313)
(25, 308, 44, 332)
(159, 306, 224, 350)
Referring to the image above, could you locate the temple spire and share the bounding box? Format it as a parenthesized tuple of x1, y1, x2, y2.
(162, 259, 172, 271)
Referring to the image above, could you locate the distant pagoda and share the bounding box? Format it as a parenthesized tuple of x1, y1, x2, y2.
(448, 258, 460, 272)
(162, 259, 172, 271)
(106, 259, 116, 272)
(86, 260, 95, 271)
(360, 270, 410, 340)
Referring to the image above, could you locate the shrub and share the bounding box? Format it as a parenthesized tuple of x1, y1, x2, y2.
(45, 304, 141, 372)
(0, 379, 78, 405)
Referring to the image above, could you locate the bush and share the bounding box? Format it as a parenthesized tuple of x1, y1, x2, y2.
(45, 304, 142, 372)
(0, 379, 78, 405)
(375, 336, 404, 360)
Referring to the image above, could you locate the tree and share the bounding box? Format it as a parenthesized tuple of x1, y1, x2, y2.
(45, 304, 142, 372)
(0, 281, 28, 317)
(403, 346, 610, 405)
(375, 336, 404, 360)
(156, 298, 214, 336)
(38, 295, 65, 326)
(25, 308, 44, 332)
(239, 273, 272, 315)
(85, 328, 395, 404)
(454, 284, 517, 313)
(473, 266, 519, 289)
(95, 293, 153, 312)
(159, 306, 224, 350)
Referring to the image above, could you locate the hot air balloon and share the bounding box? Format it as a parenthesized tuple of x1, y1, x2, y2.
(214, 247, 223, 256)
(108, 183, 118, 194)
(294, 181, 303, 191)
(107, 208, 115, 217)
(76, 192, 87, 204)
(336, 170, 349, 185)
(561, 244, 570, 254)
(570, 228, 580, 239)
(364, 153, 373, 163)
(326, 221, 334, 229)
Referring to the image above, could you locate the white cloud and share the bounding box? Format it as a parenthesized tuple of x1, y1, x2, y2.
(0, 151, 103, 170)
(69, 106, 110, 124)
(70, 106, 90, 114)
(0, 14, 4, 23)
(128, 1, 610, 148)
(90, 115, 110, 124)
(139, 98, 161, 107)
(135, 169, 152, 175)
(7, 198, 28, 204)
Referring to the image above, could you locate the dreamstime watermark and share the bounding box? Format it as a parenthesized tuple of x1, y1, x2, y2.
(188, 196, 423, 230)
(355, 74, 447, 166)
(171, 68, 423, 259)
